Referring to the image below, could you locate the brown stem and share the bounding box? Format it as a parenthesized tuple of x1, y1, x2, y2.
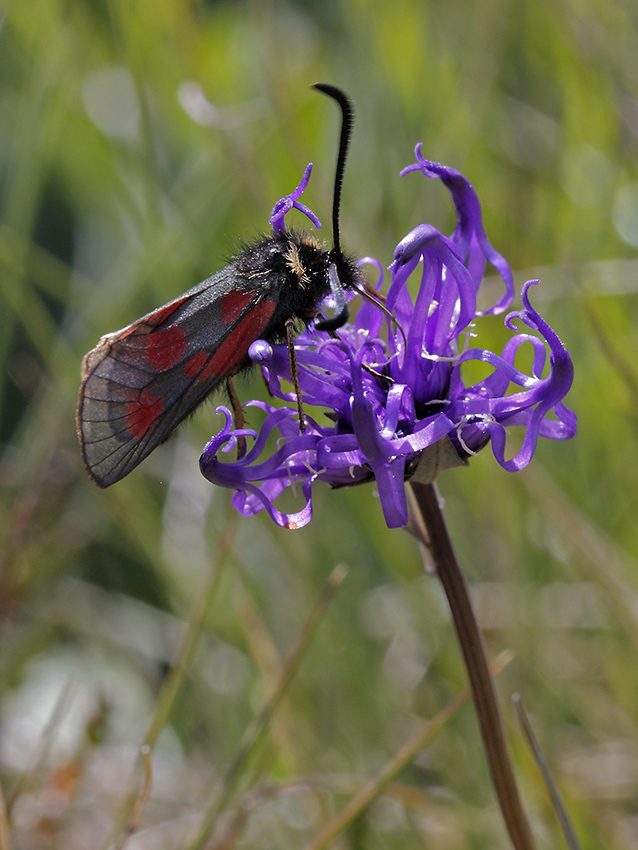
(409, 482, 535, 850)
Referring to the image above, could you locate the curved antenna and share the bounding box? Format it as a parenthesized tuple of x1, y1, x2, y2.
(311, 83, 354, 255)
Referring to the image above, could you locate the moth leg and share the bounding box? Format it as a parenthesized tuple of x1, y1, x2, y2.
(285, 319, 305, 433)
(362, 362, 394, 387)
(363, 277, 387, 304)
(330, 325, 396, 390)
(226, 376, 246, 459)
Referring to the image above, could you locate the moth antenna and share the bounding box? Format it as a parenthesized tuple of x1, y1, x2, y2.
(311, 83, 354, 256)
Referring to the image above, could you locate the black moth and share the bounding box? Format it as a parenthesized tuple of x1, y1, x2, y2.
(76, 84, 363, 488)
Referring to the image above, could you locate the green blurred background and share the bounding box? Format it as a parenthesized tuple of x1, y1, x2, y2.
(2, 0, 638, 847)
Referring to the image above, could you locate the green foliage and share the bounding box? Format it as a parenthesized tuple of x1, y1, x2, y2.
(2, 0, 638, 847)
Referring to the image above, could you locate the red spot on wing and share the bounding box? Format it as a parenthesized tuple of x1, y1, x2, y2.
(221, 290, 255, 323)
(119, 298, 190, 340)
(125, 388, 165, 439)
(146, 325, 187, 371)
(198, 299, 277, 383)
(148, 299, 189, 326)
(183, 352, 207, 377)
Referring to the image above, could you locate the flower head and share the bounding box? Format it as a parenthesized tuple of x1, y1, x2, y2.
(200, 150, 576, 529)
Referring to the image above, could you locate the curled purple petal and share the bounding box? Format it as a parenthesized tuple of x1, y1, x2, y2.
(269, 163, 322, 234)
(401, 144, 514, 315)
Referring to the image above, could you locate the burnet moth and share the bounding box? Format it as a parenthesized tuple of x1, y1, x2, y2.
(77, 84, 364, 488)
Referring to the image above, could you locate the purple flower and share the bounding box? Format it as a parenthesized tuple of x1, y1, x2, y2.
(200, 149, 576, 529)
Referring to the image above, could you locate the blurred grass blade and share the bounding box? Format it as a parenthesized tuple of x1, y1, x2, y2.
(186, 563, 349, 850)
(113, 745, 153, 850)
(101, 506, 237, 850)
(0, 777, 11, 850)
(584, 297, 638, 418)
(143, 508, 237, 749)
(513, 695, 581, 850)
(304, 650, 513, 850)
(521, 464, 638, 652)
(6, 679, 76, 812)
